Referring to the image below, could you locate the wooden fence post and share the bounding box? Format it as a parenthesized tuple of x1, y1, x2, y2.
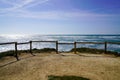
(104, 42, 107, 53)
(30, 41, 35, 56)
(56, 41, 58, 54)
(74, 42, 77, 54)
(15, 42, 19, 61)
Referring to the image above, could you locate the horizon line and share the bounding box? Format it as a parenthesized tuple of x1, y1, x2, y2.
(0, 33, 120, 36)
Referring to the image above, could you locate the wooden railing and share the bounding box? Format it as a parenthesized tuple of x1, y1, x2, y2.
(74, 42, 107, 54)
(0, 42, 19, 61)
(30, 41, 58, 54)
(0, 41, 120, 60)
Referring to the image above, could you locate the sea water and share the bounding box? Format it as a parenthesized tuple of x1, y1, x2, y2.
(0, 34, 120, 53)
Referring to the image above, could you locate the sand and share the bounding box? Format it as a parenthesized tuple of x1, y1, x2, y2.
(0, 52, 120, 80)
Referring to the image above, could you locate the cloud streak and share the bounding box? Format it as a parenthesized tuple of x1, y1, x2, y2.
(0, 0, 49, 11)
(0, 0, 119, 20)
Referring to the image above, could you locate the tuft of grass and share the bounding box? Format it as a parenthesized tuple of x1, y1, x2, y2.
(48, 75, 90, 80)
(0, 50, 15, 59)
(71, 47, 105, 54)
(70, 47, 120, 57)
(32, 48, 56, 53)
(0, 48, 56, 59)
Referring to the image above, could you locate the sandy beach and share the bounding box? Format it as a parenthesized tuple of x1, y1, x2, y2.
(0, 52, 120, 80)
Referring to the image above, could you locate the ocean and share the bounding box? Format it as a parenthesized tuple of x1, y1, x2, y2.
(0, 34, 120, 53)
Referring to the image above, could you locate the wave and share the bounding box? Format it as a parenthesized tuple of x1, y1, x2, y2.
(0, 34, 120, 52)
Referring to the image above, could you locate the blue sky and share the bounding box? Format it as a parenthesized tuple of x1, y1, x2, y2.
(0, 0, 120, 35)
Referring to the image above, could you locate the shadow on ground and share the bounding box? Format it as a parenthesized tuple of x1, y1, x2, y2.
(48, 75, 90, 80)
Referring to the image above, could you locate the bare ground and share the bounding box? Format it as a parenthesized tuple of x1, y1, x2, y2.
(0, 52, 120, 80)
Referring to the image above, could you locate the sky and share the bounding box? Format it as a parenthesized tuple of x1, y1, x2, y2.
(0, 0, 120, 35)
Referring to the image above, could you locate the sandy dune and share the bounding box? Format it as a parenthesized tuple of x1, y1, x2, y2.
(0, 53, 120, 80)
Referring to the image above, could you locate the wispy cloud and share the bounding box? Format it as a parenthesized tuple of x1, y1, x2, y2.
(0, 0, 119, 20)
(0, 0, 54, 18)
(10, 10, 118, 21)
(0, 0, 49, 11)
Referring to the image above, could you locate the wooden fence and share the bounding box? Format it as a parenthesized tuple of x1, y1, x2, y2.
(0, 41, 120, 61)
(0, 42, 19, 61)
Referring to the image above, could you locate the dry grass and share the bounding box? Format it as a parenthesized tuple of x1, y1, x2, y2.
(0, 52, 120, 80)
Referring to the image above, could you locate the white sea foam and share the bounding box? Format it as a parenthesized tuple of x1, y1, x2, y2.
(0, 34, 120, 52)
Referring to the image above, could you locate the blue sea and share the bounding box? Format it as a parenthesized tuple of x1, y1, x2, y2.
(0, 34, 120, 53)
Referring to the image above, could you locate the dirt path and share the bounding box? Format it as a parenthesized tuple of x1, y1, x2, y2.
(0, 53, 120, 80)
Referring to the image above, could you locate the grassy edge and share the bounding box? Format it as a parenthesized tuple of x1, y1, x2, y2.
(0, 48, 56, 59)
(0, 47, 120, 59)
(71, 47, 120, 57)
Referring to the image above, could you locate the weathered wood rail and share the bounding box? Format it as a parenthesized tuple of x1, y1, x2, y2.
(74, 42, 107, 54)
(0, 41, 120, 61)
(0, 42, 19, 61)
